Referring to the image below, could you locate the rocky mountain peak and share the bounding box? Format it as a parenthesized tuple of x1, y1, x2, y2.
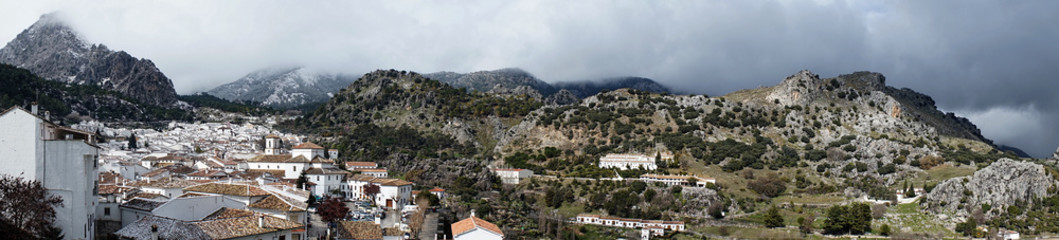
(1053, 145, 1059, 160)
(925, 158, 1055, 217)
(766, 70, 822, 106)
(0, 13, 178, 106)
(207, 66, 356, 107)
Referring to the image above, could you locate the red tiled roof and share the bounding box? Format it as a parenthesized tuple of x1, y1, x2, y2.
(429, 188, 446, 192)
(335, 221, 382, 239)
(292, 142, 324, 149)
(345, 161, 378, 167)
(452, 216, 503, 237)
(184, 183, 271, 197)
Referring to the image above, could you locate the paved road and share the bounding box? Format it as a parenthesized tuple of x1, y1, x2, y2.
(419, 212, 438, 240)
(305, 213, 327, 240)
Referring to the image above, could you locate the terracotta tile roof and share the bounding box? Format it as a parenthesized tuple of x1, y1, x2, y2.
(345, 161, 378, 168)
(305, 167, 348, 175)
(195, 212, 302, 238)
(120, 199, 166, 211)
(189, 170, 228, 177)
(99, 171, 124, 184)
(203, 207, 255, 220)
(335, 221, 382, 239)
(116, 208, 302, 240)
(292, 142, 324, 149)
(265, 134, 280, 139)
(114, 215, 212, 240)
(128, 178, 198, 189)
(248, 195, 306, 212)
(382, 227, 403, 236)
(193, 212, 303, 239)
(360, 168, 387, 172)
(245, 169, 287, 178)
(247, 154, 296, 163)
(184, 183, 271, 197)
(452, 216, 503, 237)
(178, 192, 208, 198)
(143, 165, 196, 177)
(130, 192, 167, 200)
(370, 178, 413, 187)
(310, 156, 334, 164)
(429, 188, 446, 192)
(98, 184, 136, 195)
(350, 175, 377, 182)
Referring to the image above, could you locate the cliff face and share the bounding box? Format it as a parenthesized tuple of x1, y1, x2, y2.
(925, 158, 1055, 217)
(0, 13, 178, 106)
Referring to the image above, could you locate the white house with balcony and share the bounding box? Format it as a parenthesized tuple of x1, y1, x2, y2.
(0, 106, 100, 240)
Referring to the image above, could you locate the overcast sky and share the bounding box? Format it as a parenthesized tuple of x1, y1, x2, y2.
(1, 1, 1057, 157)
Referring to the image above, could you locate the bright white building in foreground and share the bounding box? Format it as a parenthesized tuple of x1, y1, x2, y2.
(0, 106, 100, 240)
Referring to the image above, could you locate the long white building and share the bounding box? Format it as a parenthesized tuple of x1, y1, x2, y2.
(599, 153, 658, 170)
(0, 106, 100, 240)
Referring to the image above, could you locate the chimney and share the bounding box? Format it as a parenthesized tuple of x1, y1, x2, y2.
(258, 216, 265, 228)
(151, 224, 159, 240)
(30, 102, 38, 115)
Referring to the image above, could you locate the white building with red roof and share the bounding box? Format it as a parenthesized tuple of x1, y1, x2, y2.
(452, 213, 503, 240)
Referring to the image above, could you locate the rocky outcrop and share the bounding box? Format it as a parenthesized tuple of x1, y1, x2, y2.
(0, 13, 178, 106)
(544, 89, 579, 105)
(552, 76, 672, 98)
(925, 158, 1055, 216)
(425, 68, 556, 97)
(765, 70, 825, 106)
(1053, 145, 1058, 160)
(207, 66, 356, 107)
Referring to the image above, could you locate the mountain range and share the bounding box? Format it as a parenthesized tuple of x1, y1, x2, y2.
(0, 13, 178, 107)
(206, 66, 357, 107)
(424, 68, 672, 104)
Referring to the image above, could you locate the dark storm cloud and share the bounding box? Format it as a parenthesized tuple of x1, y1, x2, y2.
(1, 0, 1056, 157)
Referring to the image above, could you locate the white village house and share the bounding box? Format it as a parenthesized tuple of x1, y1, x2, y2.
(0, 106, 100, 240)
(491, 168, 533, 184)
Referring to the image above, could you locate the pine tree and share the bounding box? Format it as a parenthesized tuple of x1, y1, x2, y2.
(764, 206, 784, 228)
(128, 133, 138, 149)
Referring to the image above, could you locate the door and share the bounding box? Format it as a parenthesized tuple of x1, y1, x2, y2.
(386, 199, 393, 208)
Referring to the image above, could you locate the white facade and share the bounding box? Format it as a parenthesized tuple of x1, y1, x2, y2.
(291, 147, 325, 160)
(492, 168, 533, 184)
(640, 174, 715, 187)
(0, 107, 99, 240)
(575, 214, 685, 232)
(454, 228, 503, 240)
(264, 135, 282, 155)
(361, 169, 388, 178)
(599, 153, 658, 170)
(152, 195, 246, 221)
(307, 170, 346, 197)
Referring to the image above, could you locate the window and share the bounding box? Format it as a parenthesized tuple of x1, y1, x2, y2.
(104, 208, 110, 216)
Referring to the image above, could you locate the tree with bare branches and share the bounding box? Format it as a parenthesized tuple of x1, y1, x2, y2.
(0, 175, 64, 238)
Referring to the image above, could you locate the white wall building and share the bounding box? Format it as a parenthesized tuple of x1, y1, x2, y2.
(640, 174, 715, 187)
(306, 167, 348, 197)
(492, 168, 533, 184)
(0, 106, 99, 240)
(599, 153, 657, 170)
(575, 214, 685, 232)
(452, 215, 503, 240)
(360, 168, 388, 178)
